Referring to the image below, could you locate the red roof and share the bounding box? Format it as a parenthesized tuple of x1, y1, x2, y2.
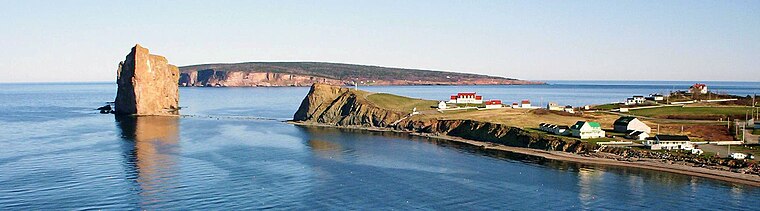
(521, 100, 531, 104)
(450, 95, 457, 100)
(485, 100, 502, 105)
(475, 96, 482, 100)
(456, 92, 477, 98)
(692, 83, 706, 88)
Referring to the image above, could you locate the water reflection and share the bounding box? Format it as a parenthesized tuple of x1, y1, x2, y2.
(116, 115, 180, 207)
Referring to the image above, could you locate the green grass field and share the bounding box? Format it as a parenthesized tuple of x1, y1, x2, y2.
(629, 106, 755, 120)
(753, 129, 760, 135)
(366, 93, 439, 112)
(593, 103, 621, 110)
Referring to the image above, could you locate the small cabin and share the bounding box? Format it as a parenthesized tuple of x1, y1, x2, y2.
(438, 101, 447, 110)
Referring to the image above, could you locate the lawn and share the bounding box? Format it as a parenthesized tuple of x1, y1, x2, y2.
(629, 106, 755, 120)
(366, 93, 439, 112)
(592, 103, 621, 110)
(753, 129, 760, 135)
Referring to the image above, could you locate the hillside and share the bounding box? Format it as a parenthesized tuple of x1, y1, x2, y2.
(178, 62, 542, 87)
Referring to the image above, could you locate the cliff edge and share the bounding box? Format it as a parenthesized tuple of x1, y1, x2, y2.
(114, 44, 180, 116)
(292, 83, 588, 153)
(293, 83, 408, 127)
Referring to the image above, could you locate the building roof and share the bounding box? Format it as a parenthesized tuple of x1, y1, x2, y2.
(628, 131, 646, 136)
(557, 125, 570, 129)
(614, 117, 637, 126)
(655, 135, 690, 141)
(633, 95, 644, 98)
(691, 83, 707, 88)
(485, 100, 502, 105)
(571, 121, 600, 129)
(521, 100, 531, 104)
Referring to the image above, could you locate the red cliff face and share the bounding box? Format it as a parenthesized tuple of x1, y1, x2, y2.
(114, 44, 180, 116)
(178, 62, 544, 87)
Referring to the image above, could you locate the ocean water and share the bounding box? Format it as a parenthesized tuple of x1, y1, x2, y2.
(0, 81, 759, 210)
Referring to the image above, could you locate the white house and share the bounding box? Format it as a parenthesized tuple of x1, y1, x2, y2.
(646, 94, 664, 101)
(689, 83, 708, 94)
(613, 117, 651, 133)
(624, 98, 636, 105)
(449, 92, 483, 104)
(624, 96, 646, 105)
(438, 101, 447, 110)
(626, 130, 650, 141)
(645, 135, 693, 150)
(484, 100, 502, 109)
(570, 121, 606, 139)
(563, 105, 575, 114)
(547, 102, 562, 111)
(520, 100, 531, 108)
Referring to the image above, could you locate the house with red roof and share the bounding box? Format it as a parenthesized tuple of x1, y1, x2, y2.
(689, 83, 708, 94)
(484, 100, 502, 109)
(449, 92, 483, 104)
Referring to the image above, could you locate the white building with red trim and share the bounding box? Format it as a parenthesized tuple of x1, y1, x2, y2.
(484, 100, 502, 109)
(449, 92, 483, 104)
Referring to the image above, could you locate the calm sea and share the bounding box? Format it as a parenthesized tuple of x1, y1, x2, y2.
(0, 81, 759, 210)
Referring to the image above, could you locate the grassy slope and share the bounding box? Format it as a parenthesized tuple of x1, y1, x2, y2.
(360, 90, 734, 141)
(629, 106, 755, 119)
(366, 93, 439, 112)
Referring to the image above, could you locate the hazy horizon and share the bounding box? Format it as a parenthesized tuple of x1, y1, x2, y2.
(1, 1, 758, 83)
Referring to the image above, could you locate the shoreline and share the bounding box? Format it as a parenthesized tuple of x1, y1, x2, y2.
(289, 121, 760, 187)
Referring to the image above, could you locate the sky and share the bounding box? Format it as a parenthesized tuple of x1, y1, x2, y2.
(0, 0, 758, 82)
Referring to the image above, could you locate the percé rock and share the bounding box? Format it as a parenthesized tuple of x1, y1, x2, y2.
(114, 44, 180, 116)
(292, 83, 589, 153)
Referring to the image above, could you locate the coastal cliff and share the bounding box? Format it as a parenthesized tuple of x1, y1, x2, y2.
(292, 83, 589, 153)
(293, 83, 407, 127)
(291, 84, 760, 178)
(114, 44, 180, 116)
(179, 62, 543, 87)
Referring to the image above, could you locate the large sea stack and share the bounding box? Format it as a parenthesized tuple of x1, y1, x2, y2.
(114, 44, 180, 116)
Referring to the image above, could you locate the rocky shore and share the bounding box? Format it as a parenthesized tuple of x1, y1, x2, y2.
(290, 83, 760, 186)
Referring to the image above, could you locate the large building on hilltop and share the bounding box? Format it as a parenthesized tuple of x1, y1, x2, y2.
(449, 92, 483, 104)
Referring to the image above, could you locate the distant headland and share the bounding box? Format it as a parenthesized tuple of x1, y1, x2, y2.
(178, 62, 544, 87)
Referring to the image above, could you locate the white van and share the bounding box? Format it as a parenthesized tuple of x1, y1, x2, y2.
(730, 153, 747, 160)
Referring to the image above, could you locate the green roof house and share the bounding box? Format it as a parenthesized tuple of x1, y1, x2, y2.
(570, 121, 606, 139)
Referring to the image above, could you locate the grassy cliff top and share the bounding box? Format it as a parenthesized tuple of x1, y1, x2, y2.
(366, 93, 439, 112)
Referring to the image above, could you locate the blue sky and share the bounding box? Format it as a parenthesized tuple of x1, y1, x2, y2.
(1, 0, 758, 82)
